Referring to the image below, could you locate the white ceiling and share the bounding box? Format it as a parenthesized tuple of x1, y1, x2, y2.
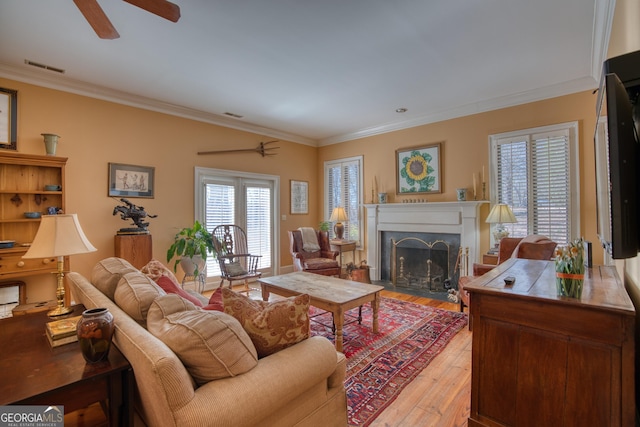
(0, 0, 614, 146)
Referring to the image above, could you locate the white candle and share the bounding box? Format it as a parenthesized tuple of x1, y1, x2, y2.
(473, 173, 476, 198)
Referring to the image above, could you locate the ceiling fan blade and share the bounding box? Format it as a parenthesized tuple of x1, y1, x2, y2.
(123, 0, 181, 22)
(73, 0, 120, 39)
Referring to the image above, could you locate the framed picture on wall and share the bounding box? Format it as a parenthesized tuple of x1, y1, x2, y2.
(396, 142, 442, 194)
(0, 87, 18, 151)
(290, 180, 308, 214)
(108, 163, 155, 198)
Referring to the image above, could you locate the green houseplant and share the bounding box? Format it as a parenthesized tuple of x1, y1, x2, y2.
(166, 220, 215, 277)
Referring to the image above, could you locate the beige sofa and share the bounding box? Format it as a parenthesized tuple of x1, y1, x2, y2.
(67, 258, 347, 427)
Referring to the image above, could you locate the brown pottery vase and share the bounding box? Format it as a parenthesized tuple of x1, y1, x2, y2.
(76, 307, 115, 363)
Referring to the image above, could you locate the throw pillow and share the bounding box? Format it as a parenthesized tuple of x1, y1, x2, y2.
(91, 257, 138, 301)
(222, 288, 310, 358)
(141, 259, 180, 284)
(204, 287, 224, 311)
(114, 271, 166, 324)
(225, 261, 247, 277)
(147, 294, 258, 385)
(155, 275, 204, 307)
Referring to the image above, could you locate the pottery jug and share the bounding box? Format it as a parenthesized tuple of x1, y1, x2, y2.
(77, 307, 115, 363)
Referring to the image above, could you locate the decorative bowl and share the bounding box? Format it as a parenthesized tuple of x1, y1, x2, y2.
(0, 240, 15, 249)
(24, 212, 41, 219)
(44, 184, 61, 191)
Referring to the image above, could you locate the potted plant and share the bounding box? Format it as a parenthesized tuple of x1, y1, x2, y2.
(319, 221, 330, 232)
(166, 220, 215, 277)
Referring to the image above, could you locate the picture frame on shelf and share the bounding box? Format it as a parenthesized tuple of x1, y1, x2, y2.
(0, 88, 18, 151)
(108, 163, 155, 198)
(290, 180, 308, 214)
(396, 142, 442, 194)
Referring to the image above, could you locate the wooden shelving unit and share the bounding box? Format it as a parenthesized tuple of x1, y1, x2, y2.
(0, 152, 67, 281)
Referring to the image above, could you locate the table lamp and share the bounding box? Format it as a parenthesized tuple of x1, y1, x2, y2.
(329, 207, 348, 240)
(23, 214, 97, 316)
(486, 204, 517, 250)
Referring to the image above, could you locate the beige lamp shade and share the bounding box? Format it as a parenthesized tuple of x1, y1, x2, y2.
(23, 214, 97, 258)
(23, 214, 96, 316)
(329, 207, 348, 222)
(485, 204, 517, 224)
(329, 207, 348, 240)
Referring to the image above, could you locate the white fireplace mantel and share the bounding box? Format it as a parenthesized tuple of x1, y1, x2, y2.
(364, 201, 488, 281)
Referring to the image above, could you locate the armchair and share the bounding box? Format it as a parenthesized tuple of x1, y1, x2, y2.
(288, 229, 341, 277)
(459, 235, 557, 319)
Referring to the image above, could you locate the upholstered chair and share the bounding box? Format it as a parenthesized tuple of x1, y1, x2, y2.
(288, 229, 341, 277)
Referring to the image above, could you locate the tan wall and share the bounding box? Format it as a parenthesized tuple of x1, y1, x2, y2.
(318, 90, 599, 263)
(0, 77, 319, 301)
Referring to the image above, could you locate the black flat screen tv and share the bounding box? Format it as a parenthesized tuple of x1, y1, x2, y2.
(594, 70, 640, 259)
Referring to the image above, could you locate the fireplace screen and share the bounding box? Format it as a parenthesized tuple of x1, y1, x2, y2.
(380, 231, 462, 292)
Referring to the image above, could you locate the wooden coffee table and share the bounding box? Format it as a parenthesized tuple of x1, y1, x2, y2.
(259, 271, 384, 352)
(0, 305, 133, 426)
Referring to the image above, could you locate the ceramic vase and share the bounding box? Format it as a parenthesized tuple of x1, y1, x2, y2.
(41, 133, 60, 156)
(77, 307, 115, 363)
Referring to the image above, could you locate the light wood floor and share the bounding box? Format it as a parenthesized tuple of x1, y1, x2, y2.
(65, 287, 472, 427)
(369, 290, 472, 427)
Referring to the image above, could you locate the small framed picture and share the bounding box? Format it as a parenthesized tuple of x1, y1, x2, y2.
(290, 180, 308, 214)
(0, 87, 18, 150)
(396, 142, 442, 194)
(108, 163, 155, 198)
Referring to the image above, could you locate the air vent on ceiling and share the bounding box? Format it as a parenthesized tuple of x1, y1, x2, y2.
(223, 112, 244, 119)
(24, 60, 65, 74)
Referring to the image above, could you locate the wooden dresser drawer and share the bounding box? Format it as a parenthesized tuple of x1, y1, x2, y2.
(0, 254, 57, 277)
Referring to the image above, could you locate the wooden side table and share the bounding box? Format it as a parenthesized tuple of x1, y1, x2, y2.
(0, 305, 133, 426)
(330, 240, 356, 269)
(482, 253, 498, 265)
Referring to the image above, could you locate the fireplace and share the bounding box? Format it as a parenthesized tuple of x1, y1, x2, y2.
(364, 201, 487, 283)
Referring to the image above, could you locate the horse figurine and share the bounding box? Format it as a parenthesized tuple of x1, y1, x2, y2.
(113, 198, 157, 233)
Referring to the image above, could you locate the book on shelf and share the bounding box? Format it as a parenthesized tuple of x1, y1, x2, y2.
(46, 315, 81, 347)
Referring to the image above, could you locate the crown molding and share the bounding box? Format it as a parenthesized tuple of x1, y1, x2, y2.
(0, 62, 318, 147)
(318, 76, 598, 146)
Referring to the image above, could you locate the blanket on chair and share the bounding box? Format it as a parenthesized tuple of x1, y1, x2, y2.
(298, 227, 321, 252)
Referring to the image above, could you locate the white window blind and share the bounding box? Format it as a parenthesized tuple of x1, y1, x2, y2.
(491, 122, 579, 246)
(324, 156, 363, 246)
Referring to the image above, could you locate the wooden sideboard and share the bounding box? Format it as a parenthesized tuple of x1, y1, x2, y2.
(464, 258, 635, 427)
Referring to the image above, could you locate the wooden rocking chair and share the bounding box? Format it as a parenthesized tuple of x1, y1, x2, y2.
(212, 224, 262, 292)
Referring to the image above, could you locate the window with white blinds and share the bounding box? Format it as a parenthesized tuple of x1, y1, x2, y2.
(324, 156, 363, 246)
(195, 168, 278, 279)
(490, 122, 579, 246)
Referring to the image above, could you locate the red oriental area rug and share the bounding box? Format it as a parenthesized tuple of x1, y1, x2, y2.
(310, 297, 468, 427)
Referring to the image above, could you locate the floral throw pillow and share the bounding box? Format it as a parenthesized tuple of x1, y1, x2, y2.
(221, 288, 310, 358)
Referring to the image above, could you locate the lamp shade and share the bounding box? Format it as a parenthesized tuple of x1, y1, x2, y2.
(485, 204, 517, 224)
(329, 207, 348, 222)
(23, 214, 97, 258)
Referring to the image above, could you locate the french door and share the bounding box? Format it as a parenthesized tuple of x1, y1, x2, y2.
(195, 167, 278, 280)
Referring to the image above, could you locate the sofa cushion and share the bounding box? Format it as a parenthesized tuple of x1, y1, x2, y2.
(222, 288, 310, 358)
(91, 257, 138, 300)
(114, 271, 166, 324)
(147, 294, 258, 385)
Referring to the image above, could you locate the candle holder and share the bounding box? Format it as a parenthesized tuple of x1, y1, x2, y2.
(482, 182, 486, 200)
